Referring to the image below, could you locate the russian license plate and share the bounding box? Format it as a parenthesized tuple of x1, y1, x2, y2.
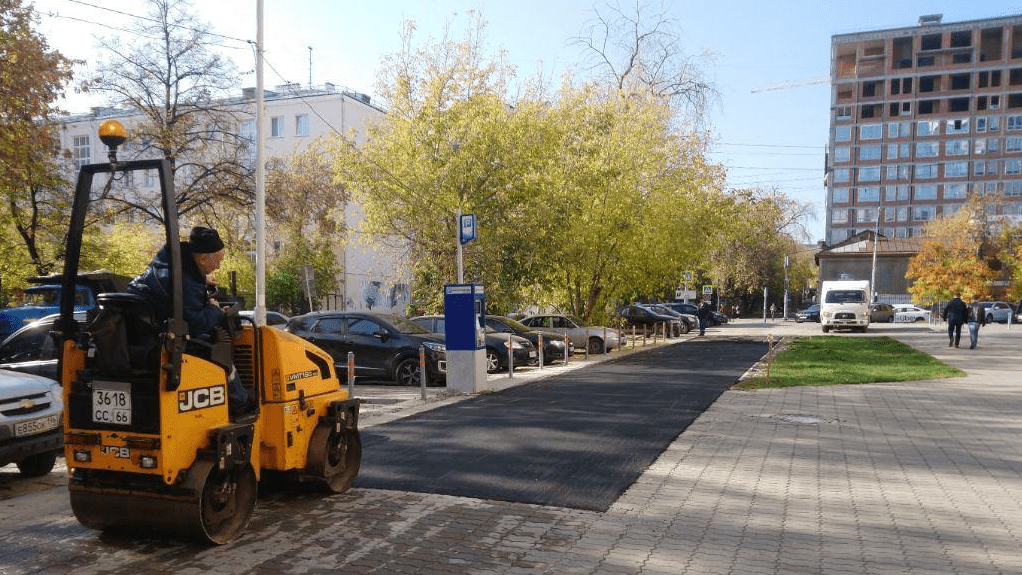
(14, 414, 59, 437)
(92, 381, 132, 425)
(529, 351, 538, 358)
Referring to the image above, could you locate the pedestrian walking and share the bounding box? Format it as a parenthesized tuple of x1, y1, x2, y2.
(942, 293, 968, 348)
(769, 303, 777, 320)
(967, 298, 987, 349)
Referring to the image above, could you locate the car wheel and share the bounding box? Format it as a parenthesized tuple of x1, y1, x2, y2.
(485, 349, 501, 373)
(679, 322, 690, 334)
(986, 314, 994, 324)
(914, 317, 924, 323)
(822, 325, 830, 333)
(888, 315, 895, 323)
(17, 451, 56, 477)
(587, 337, 605, 354)
(394, 358, 423, 386)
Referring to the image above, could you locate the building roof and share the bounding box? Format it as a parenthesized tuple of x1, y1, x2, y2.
(815, 230, 924, 264)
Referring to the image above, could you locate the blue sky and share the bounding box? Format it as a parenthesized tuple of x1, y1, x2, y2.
(32, 1, 1022, 242)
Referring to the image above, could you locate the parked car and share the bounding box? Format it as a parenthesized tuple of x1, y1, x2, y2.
(0, 312, 87, 380)
(795, 304, 820, 323)
(285, 311, 446, 385)
(616, 305, 682, 337)
(483, 315, 573, 364)
(893, 304, 932, 323)
(410, 315, 537, 373)
(0, 368, 63, 477)
(239, 310, 290, 327)
(663, 302, 727, 326)
(869, 302, 895, 323)
(641, 304, 695, 334)
(519, 314, 620, 354)
(975, 301, 1014, 324)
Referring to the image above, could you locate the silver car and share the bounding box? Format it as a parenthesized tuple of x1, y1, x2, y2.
(0, 368, 63, 477)
(519, 314, 620, 354)
(976, 301, 1014, 324)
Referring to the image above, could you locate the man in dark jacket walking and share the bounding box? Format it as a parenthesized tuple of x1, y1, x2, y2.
(967, 298, 987, 349)
(942, 293, 968, 348)
(697, 300, 712, 336)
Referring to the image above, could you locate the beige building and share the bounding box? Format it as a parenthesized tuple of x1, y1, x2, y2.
(57, 84, 412, 314)
(827, 13, 1022, 246)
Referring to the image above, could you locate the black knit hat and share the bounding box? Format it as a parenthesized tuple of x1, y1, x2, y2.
(189, 226, 224, 253)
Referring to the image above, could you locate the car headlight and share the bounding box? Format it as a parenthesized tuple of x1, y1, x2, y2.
(503, 340, 526, 350)
(422, 341, 445, 352)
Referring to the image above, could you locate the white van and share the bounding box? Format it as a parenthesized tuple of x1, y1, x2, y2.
(820, 280, 871, 333)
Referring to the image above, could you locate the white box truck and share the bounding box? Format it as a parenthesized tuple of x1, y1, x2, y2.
(820, 280, 871, 333)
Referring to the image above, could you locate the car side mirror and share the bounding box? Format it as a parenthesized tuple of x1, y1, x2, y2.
(374, 330, 390, 342)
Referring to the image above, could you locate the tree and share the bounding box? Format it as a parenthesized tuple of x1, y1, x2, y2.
(905, 197, 997, 303)
(0, 0, 75, 290)
(90, 0, 251, 222)
(573, 0, 718, 126)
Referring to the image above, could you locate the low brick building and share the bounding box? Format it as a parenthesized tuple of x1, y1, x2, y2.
(815, 230, 924, 304)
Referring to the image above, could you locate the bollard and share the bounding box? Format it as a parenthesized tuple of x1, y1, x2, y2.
(347, 351, 355, 396)
(603, 326, 608, 354)
(584, 333, 589, 360)
(508, 339, 514, 379)
(631, 325, 636, 349)
(537, 334, 544, 370)
(419, 345, 427, 400)
(564, 333, 570, 365)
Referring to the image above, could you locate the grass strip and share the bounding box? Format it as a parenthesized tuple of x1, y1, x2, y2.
(736, 336, 964, 389)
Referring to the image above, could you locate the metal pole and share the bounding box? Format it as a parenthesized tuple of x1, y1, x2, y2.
(419, 345, 427, 400)
(564, 333, 570, 365)
(346, 351, 354, 397)
(508, 339, 514, 380)
(456, 207, 464, 284)
(537, 334, 543, 371)
(254, 0, 266, 326)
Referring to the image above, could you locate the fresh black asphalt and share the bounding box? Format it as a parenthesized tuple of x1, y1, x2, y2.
(354, 338, 768, 511)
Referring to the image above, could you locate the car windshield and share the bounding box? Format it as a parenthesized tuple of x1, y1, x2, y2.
(566, 315, 589, 327)
(495, 316, 530, 332)
(649, 306, 679, 317)
(825, 290, 865, 304)
(388, 315, 431, 334)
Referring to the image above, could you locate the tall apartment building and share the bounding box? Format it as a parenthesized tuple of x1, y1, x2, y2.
(826, 13, 1022, 245)
(57, 84, 413, 313)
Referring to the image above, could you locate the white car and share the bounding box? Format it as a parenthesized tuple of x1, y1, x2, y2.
(520, 314, 620, 354)
(893, 304, 932, 323)
(0, 368, 63, 477)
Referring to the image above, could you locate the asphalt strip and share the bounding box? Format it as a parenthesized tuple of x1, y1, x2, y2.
(354, 338, 769, 511)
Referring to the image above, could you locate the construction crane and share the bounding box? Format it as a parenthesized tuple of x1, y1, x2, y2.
(750, 75, 830, 93)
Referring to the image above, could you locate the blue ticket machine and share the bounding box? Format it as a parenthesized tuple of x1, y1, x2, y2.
(444, 284, 486, 393)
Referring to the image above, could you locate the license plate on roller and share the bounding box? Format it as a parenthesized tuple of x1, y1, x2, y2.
(92, 380, 132, 425)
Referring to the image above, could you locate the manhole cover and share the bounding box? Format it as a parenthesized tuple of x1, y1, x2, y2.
(778, 414, 833, 424)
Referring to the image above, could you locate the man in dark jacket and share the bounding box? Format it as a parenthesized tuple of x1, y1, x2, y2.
(128, 226, 249, 415)
(697, 300, 712, 336)
(942, 293, 968, 348)
(967, 298, 987, 349)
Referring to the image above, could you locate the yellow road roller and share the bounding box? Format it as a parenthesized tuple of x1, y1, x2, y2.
(53, 121, 361, 544)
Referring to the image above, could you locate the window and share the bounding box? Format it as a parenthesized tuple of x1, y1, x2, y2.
(348, 318, 383, 335)
(916, 164, 938, 179)
(946, 118, 970, 134)
(73, 135, 90, 168)
(977, 117, 988, 132)
(917, 120, 940, 136)
(912, 206, 936, 221)
(831, 188, 849, 203)
(831, 208, 848, 223)
(945, 183, 968, 198)
(1006, 158, 1022, 174)
(859, 145, 882, 160)
(885, 165, 911, 181)
(885, 185, 909, 202)
(833, 168, 850, 183)
(860, 124, 883, 140)
(946, 139, 970, 155)
(887, 144, 899, 159)
(914, 184, 938, 200)
(858, 187, 880, 202)
(974, 160, 988, 176)
(858, 167, 880, 182)
(916, 141, 939, 157)
(1009, 115, 1022, 130)
(835, 125, 852, 142)
(1006, 181, 1022, 197)
(856, 208, 878, 223)
(896, 206, 910, 222)
(834, 146, 850, 162)
(944, 204, 962, 217)
(295, 114, 310, 136)
(989, 116, 1000, 131)
(836, 106, 852, 120)
(270, 116, 284, 137)
(944, 161, 969, 177)
(1008, 136, 1022, 152)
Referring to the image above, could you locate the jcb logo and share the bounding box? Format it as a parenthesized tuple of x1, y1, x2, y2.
(101, 445, 130, 459)
(178, 385, 227, 413)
